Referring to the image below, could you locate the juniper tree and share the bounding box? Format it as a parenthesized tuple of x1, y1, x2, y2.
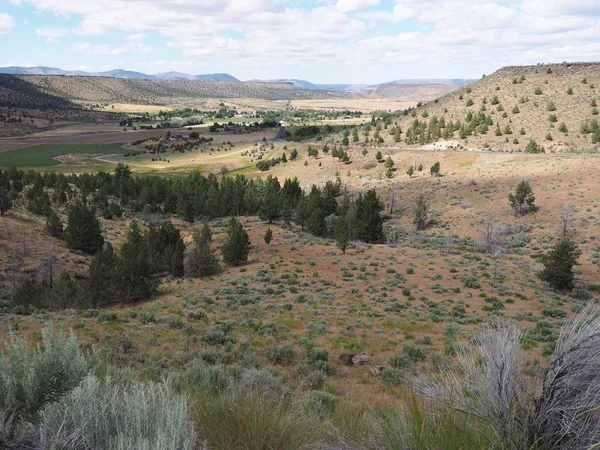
(45, 210, 63, 237)
(430, 162, 441, 177)
(264, 227, 273, 251)
(221, 217, 250, 266)
(354, 189, 384, 243)
(65, 202, 104, 254)
(188, 226, 220, 277)
(509, 179, 537, 216)
(413, 195, 429, 230)
(87, 243, 117, 307)
(0, 187, 11, 215)
(539, 237, 581, 291)
(115, 221, 158, 302)
(333, 216, 350, 254)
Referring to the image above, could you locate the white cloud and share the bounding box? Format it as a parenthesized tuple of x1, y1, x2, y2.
(336, 0, 380, 13)
(74, 34, 151, 55)
(0, 13, 16, 34)
(10, 0, 600, 78)
(36, 27, 69, 42)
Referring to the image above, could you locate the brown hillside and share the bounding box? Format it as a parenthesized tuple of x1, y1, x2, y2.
(7, 75, 353, 105)
(394, 62, 600, 152)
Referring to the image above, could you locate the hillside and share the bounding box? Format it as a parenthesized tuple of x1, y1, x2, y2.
(392, 62, 600, 152)
(0, 75, 351, 107)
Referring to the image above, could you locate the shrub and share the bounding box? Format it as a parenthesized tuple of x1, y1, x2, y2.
(403, 344, 426, 362)
(183, 359, 228, 391)
(267, 344, 296, 365)
(307, 390, 337, 415)
(39, 375, 196, 450)
(0, 326, 88, 420)
(382, 368, 405, 386)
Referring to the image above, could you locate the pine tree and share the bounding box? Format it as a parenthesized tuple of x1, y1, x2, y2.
(87, 243, 117, 307)
(45, 210, 63, 237)
(406, 166, 414, 177)
(539, 237, 581, 291)
(509, 179, 536, 216)
(115, 222, 158, 302)
(333, 215, 350, 254)
(188, 226, 220, 277)
(221, 217, 251, 266)
(259, 176, 281, 223)
(0, 187, 12, 215)
(355, 190, 384, 243)
(264, 227, 273, 250)
(376, 151, 383, 161)
(430, 162, 441, 177)
(171, 238, 185, 277)
(65, 202, 104, 254)
(385, 156, 394, 169)
(413, 195, 429, 230)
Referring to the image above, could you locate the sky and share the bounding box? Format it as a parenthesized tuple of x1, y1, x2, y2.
(1, 0, 600, 84)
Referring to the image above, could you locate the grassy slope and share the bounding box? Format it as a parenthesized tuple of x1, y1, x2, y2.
(394, 62, 600, 152)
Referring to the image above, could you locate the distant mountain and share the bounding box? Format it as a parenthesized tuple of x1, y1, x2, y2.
(98, 69, 150, 79)
(251, 78, 474, 93)
(0, 66, 240, 82)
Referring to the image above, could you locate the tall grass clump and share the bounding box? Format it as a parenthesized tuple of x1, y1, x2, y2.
(0, 326, 87, 421)
(192, 371, 320, 450)
(38, 375, 197, 450)
(529, 305, 600, 449)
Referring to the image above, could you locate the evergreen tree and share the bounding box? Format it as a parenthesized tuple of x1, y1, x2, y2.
(406, 166, 414, 177)
(65, 202, 104, 254)
(0, 187, 12, 215)
(221, 217, 251, 266)
(264, 227, 273, 250)
(188, 226, 220, 277)
(115, 222, 158, 302)
(376, 151, 383, 161)
(50, 272, 80, 310)
(295, 196, 309, 230)
(385, 157, 394, 169)
(430, 162, 441, 177)
(87, 243, 117, 307)
(259, 176, 281, 223)
(45, 210, 63, 237)
(333, 215, 350, 254)
(355, 190, 384, 243)
(413, 195, 429, 230)
(509, 179, 536, 216)
(539, 237, 581, 291)
(171, 238, 185, 277)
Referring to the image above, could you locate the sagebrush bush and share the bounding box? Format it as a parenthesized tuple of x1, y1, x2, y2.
(0, 326, 87, 420)
(39, 375, 197, 450)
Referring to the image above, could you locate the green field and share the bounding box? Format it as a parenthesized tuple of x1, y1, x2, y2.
(0, 144, 128, 166)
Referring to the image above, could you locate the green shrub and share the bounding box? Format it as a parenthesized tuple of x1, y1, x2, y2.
(403, 344, 426, 362)
(39, 375, 196, 450)
(0, 326, 88, 420)
(267, 344, 296, 365)
(307, 390, 337, 415)
(183, 359, 228, 391)
(382, 368, 404, 386)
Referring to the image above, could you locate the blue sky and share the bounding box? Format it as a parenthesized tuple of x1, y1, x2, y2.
(1, 0, 599, 84)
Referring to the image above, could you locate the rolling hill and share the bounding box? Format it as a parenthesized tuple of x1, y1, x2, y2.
(0, 66, 240, 82)
(0, 74, 352, 107)
(391, 62, 600, 152)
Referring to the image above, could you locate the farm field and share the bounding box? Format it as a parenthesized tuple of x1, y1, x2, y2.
(0, 143, 129, 166)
